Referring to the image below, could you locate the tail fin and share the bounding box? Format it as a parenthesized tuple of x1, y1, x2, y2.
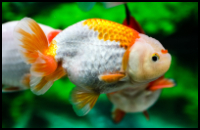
(14, 18, 66, 95)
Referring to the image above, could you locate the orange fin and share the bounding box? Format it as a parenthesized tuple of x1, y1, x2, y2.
(112, 107, 126, 123)
(14, 17, 65, 95)
(98, 73, 126, 83)
(47, 30, 62, 43)
(30, 54, 57, 77)
(147, 77, 176, 91)
(2, 85, 28, 93)
(69, 87, 99, 116)
(21, 73, 31, 88)
(14, 17, 49, 64)
(143, 110, 150, 121)
(30, 62, 66, 95)
(14, 17, 57, 77)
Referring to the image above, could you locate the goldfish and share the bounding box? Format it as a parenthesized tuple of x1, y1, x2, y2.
(107, 76, 175, 123)
(106, 4, 175, 123)
(11, 17, 171, 117)
(2, 21, 61, 92)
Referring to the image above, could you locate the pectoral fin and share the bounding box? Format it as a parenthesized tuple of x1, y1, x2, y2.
(147, 77, 176, 91)
(98, 73, 126, 83)
(69, 87, 99, 116)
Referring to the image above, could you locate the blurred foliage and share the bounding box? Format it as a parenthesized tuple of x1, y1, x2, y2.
(2, 2, 198, 128)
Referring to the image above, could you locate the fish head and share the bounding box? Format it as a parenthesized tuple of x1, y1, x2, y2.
(128, 34, 171, 83)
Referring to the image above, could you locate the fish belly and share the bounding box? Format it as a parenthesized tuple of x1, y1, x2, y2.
(108, 85, 161, 112)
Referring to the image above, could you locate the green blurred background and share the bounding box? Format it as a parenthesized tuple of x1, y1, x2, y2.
(2, 2, 198, 128)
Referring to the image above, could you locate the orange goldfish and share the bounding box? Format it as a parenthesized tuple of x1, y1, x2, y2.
(10, 17, 171, 117)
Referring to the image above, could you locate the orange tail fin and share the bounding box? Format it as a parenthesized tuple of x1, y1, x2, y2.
(14, 18, 66, 95)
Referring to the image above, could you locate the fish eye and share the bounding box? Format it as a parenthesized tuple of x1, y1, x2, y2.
(152, 53, 159, 62)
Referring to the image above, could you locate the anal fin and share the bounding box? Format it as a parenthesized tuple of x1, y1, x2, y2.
(69, 87, 99, 116)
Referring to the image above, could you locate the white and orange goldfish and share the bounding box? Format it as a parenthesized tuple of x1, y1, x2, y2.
(105, 6, 175, 123)
(3, 17, 172, 116)
(107, 76, 175, 123)
(2, 21, 61, 92)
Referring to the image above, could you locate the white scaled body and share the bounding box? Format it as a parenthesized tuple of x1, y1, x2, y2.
(55, 20, 128, 94)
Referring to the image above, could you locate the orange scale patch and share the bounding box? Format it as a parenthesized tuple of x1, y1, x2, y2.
(44, 40, 58, 57)
(83, 19, 140, 49)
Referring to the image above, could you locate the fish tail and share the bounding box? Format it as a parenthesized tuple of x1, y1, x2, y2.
(14, 17, 66, 95)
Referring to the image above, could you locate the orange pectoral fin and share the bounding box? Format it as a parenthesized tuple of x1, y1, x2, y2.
(69, 87, 99, 116)
(147, 78, 176, 91)
(98, 73, 126, 83)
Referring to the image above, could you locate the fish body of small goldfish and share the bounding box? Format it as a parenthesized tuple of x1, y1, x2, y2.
(3, 17, 171, 116)
(107, 76, 175, 123)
